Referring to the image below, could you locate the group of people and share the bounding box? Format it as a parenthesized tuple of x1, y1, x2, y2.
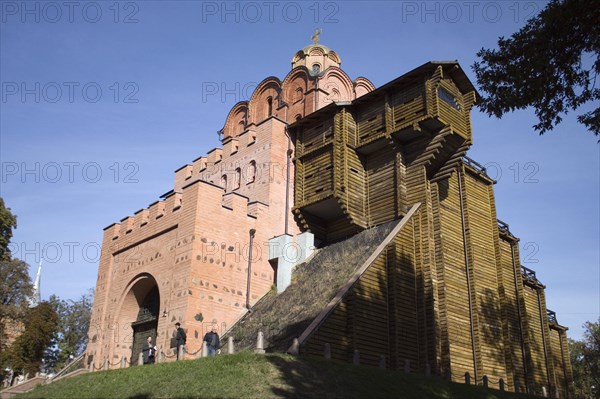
(142, 322, 221, 365)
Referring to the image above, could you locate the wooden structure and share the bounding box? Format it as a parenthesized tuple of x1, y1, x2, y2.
(289, 62, 574, 397)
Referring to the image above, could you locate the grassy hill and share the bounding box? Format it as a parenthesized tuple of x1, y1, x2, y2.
(19, 352, 539, 399)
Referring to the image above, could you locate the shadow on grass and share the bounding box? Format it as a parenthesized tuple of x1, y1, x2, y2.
(265, 355, 348, 399)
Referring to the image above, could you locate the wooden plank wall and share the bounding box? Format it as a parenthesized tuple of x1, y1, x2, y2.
(549, 327, 570, 398)
(290, 67, 572, 395)
(436, 79, 468, 137)
(388, 215, 421, 371)
(305, 250, 390, 367)
(431, 180, 450, 374)
(390, 84, 427, 132)
(463, 169, 507, 384)
(357, 98, 386, 146)
(366, 148, 398, 226)
(298, 148, 334, 204)
(340, 111, 366, 227)
(305, 212, 423, 371)
(523, 285, 551, 394)
(498, 236, 527, 391)
(537, 289, 557, 391)
(435, 171, 477, 380)
(296, 119, 334, 158)
(405, 164, 439, 372)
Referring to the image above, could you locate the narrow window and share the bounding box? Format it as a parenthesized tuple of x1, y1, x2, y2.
(267, 97, 273, 116)
(246, 161, 256, 183)
(438, 87, 461, 111)
(234, 168, 241, 190)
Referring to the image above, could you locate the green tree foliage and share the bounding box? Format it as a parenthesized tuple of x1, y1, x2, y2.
(1, 302, 59, 376)
(569, 319, 600, 398)
(0, 197, 17, 261)
(0, 258, 33, 355)
(45, 291, 93, 372)
(472, 0, 600, 137)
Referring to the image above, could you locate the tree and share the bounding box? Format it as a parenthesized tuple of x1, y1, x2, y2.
(1, 302, 59, 377)
(569, 319, 600, 398)
(472, 0, 600, 137)
(44, 290, 93, 372)
(0, 258, 33, 355)
(0, 198, 17, 261)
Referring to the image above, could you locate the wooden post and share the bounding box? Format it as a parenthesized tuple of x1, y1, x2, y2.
(103, 358, 108, 371)
(499, 378, 505, 392)
(542, 386, 548, 397)
(89, 361, 94, 372)
(482, 375, 488, 388)
(138, 352, 144, 366)
(324, 343, 331, 360)
(157, 350, 163, 363)
(121, 356, 126, 368)
(178, 345, 184, 360)
(201, 342, 208, 357)
(228, 336, 235, 354)
(464, 372, 471, 385)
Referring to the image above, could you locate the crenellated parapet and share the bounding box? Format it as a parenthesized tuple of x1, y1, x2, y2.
(103, 180, 264, 247)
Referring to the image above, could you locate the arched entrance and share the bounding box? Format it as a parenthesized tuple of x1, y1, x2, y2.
(115, 274, 160, 365)
(130, 285, 159, 364)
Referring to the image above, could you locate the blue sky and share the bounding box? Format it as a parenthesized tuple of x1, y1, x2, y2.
(1, 0, 598, 340)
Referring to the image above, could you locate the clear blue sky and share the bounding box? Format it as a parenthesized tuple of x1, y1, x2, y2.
(1, 1, 598, 340)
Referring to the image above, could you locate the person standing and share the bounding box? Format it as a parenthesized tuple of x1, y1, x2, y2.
(203, 325, 220, 356)
(175, 322, 186, 360)
(142, 336, 156, 364)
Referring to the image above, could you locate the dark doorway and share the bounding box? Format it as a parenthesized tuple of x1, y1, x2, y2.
(131, 285, 159, 364)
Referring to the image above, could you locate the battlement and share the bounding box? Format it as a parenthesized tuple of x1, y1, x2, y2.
(103, 179, 265, 245)
(173, 128, 261, 193)
(207, 147, 223, 165)
(223, 137, 239, 156)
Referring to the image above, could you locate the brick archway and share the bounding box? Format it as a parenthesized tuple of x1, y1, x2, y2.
(112, 273, 160, 365)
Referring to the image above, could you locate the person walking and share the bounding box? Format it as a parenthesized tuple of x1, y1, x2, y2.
(175, 322, 186, 360)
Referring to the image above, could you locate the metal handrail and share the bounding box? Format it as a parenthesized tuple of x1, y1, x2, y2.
(463, 156, 487, 175)
(497, 219, 510, 234)
(521, 266, 541, 285)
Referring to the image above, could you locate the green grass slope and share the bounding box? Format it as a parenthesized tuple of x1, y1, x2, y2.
(19, 352, 539, 399)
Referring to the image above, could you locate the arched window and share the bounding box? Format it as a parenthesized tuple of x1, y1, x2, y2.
(295, 87, 303, 102)
(246, 161, 256, 184)
(234, 168, 241, 190)
(220, 175, 227, 190)
(267, 97, 273, 116)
